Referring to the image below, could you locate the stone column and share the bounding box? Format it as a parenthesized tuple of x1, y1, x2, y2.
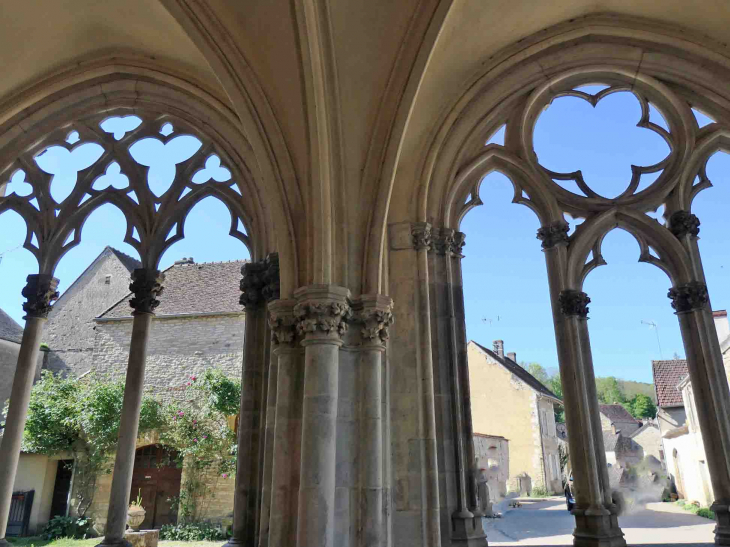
(357, 295, 393, 547)
(411, 223, 442, 546)
(0, 275, 58, 547)
(539, 223, 625, 547)
(293, 285, 351, 547)
(97, 269, 163, 547)
(258, 254, 280, 547)
(226, 260, 268, 547)
(267, 300, 300, 547)
(669, 280, 730, 544)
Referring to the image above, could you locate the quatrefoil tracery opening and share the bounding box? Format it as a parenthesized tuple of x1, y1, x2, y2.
(533, 87, 670, 200)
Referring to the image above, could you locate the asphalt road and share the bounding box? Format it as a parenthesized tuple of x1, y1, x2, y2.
(486, 498, 715, 546)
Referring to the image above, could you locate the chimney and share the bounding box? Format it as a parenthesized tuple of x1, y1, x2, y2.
(174, 257, 195, 265)
(493, 340, 504, 358)
(506, 352, 517, 363)
(713, 310, 729, 344)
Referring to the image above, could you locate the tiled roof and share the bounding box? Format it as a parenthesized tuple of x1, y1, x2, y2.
(603, 430, 621, 452)
(599, 404, 638, 425)
(100, 260, 247, 319)
(470, 341, 562, 402)
(109, 247, 141, 272)
(0, 307, 23, 343)
(652, 359, 688, 408)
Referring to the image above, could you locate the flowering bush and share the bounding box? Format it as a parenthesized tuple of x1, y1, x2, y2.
(159, 369, 239, 522)
(159, 522, 228, 541)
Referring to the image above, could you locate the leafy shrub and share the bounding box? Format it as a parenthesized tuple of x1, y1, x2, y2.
(676, 499, 686, 507)
(42, 516, 92, 540)
(529, 486, 549, 498)
(159, 522, 228, 541)
(697, 507, 716, 520)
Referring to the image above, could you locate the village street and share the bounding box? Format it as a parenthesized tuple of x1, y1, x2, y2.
(486, 498, 715, 546)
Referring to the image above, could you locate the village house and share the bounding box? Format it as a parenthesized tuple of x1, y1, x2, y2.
(599, 404, 641, 436)
(467, 340, 563, 495)
(9, 249, 246, 534)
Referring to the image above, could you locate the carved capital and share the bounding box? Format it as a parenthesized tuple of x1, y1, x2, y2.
(262, 253, 280, 302)
(668, 281, 709, 313)
(451, 231, 466, 258)
(239, 260, 267, 309)
(559, 290, 590, 318)
(293, 285, 352, 341)
(432, 228, 454, 255)
(537, 221, 570, 249)
(669, 210, 700, 239)
(22, 274, 59, 319)
(268, 299, 297, 346)
(411, 223, 432, 251)
(129, 269, 164, 315)
(358, 295, 394, 346)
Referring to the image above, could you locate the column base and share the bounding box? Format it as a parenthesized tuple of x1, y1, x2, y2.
(221, 539, 245, 547)
(573, 509, 626, 547)
(0, 537, 11, 547)
(95, 538, 133, 547)
(711, 501, 730, 545)
(451, 514, 488, 546)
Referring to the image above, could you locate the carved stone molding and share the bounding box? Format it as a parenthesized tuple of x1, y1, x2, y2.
(262, 253, 280, 303)
(537, 221, 570, 249)
(451, 231, 466, 258)
(22, 274, 59, 319)
(239, 260, 267, 309)
(358, 295, 394, 345)
(411, 222, 432, 251)
(558, 289, 590, 318)
(668, 210, 700, 239)
(268, 299, 297, 346)
(432, 228, 455, 255)
(293, 285, 352, 341)
(668, 281, 709, 313)
(129, 269, 165, 315)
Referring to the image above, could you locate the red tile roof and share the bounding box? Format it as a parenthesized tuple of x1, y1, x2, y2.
(652, 359, 688, 408)
(599, 404, 638, 424)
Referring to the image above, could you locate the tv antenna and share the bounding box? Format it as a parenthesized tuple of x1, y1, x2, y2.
(641, 320, 663, 358)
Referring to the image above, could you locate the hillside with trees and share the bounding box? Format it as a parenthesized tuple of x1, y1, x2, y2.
(520, 362, 657, 424)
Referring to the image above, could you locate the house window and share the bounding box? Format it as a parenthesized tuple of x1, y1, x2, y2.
(105, 274, 112, 285)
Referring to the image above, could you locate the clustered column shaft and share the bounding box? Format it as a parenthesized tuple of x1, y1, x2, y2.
(0, 275, 59, 547)
(538, 222, 626, 547)
(98, 268, 164, 547)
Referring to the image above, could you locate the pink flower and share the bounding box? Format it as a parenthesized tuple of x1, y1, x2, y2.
(203, 435, 208, 439)
(178, 411, 184, 416)
(193, 438, 198, 443)
(186, 382, 191, 386)
(221, 473, 228, 479)
(190, 375, 197, 381)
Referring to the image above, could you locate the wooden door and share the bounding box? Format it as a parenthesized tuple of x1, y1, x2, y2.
(130, 445, 182, 529)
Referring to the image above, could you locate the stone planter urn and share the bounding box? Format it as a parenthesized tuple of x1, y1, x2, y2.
(127, 506, 146, 531)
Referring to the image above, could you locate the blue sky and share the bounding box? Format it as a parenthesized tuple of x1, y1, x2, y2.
(461, 89, 729, 383)
(1, 93, 728, 384)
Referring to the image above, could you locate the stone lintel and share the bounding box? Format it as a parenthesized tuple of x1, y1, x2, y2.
(293, 284, 352, 343)
(128, 269, 164, 315)
(22, 273, 60, 319)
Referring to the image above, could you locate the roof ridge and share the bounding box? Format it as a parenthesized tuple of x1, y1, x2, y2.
(108, 246, 142, 271)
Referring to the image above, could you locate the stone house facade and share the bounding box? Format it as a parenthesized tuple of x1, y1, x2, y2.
(599, 404, 641, 436)
(11, 250, 246, 533)
(629, 421, 663, 464)
(467, 340, 563, 495)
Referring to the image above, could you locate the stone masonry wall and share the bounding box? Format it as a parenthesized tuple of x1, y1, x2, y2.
(44, 250, 136, 377)
(0, 340, 46, 420)
(92, 314, 245, 400)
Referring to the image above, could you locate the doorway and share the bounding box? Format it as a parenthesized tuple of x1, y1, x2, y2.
(130, 445, 182, 529)
(49, 460, 74, 518)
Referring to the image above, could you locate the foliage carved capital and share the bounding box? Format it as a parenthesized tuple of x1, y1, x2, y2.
(129, 269, 164, 315)
(239, 260, 267, 309)
(432, 228, 455, 255)
(558, 289, 590, 318)
(668, 210, 700, 239)
(22, 274, 60, 319)
(411, 223, 432, 251)
(537, 222, 570, 249)
(668, 281, 709, 313)
(262, 253, 280, 303)
(358, 295, 394, 346)
(451, 231, 466, 258)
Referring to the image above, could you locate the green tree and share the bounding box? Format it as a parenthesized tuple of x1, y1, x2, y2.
(526, 363, 550, 386)
(548, 374, 565, 423)
(595, 376, 626, 405)
(13, 371, 164, 515)
(630, 393, 657, 419)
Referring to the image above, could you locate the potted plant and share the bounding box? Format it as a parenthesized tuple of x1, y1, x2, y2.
(127, 490, 146, 531)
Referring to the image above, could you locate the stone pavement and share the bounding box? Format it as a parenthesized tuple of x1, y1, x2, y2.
(486, 497, 715, 546)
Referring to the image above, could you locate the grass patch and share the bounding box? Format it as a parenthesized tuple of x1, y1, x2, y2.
(529, 486, 549, 498)
(674, 500, 715, 520)
(7, 539, 224, 547)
